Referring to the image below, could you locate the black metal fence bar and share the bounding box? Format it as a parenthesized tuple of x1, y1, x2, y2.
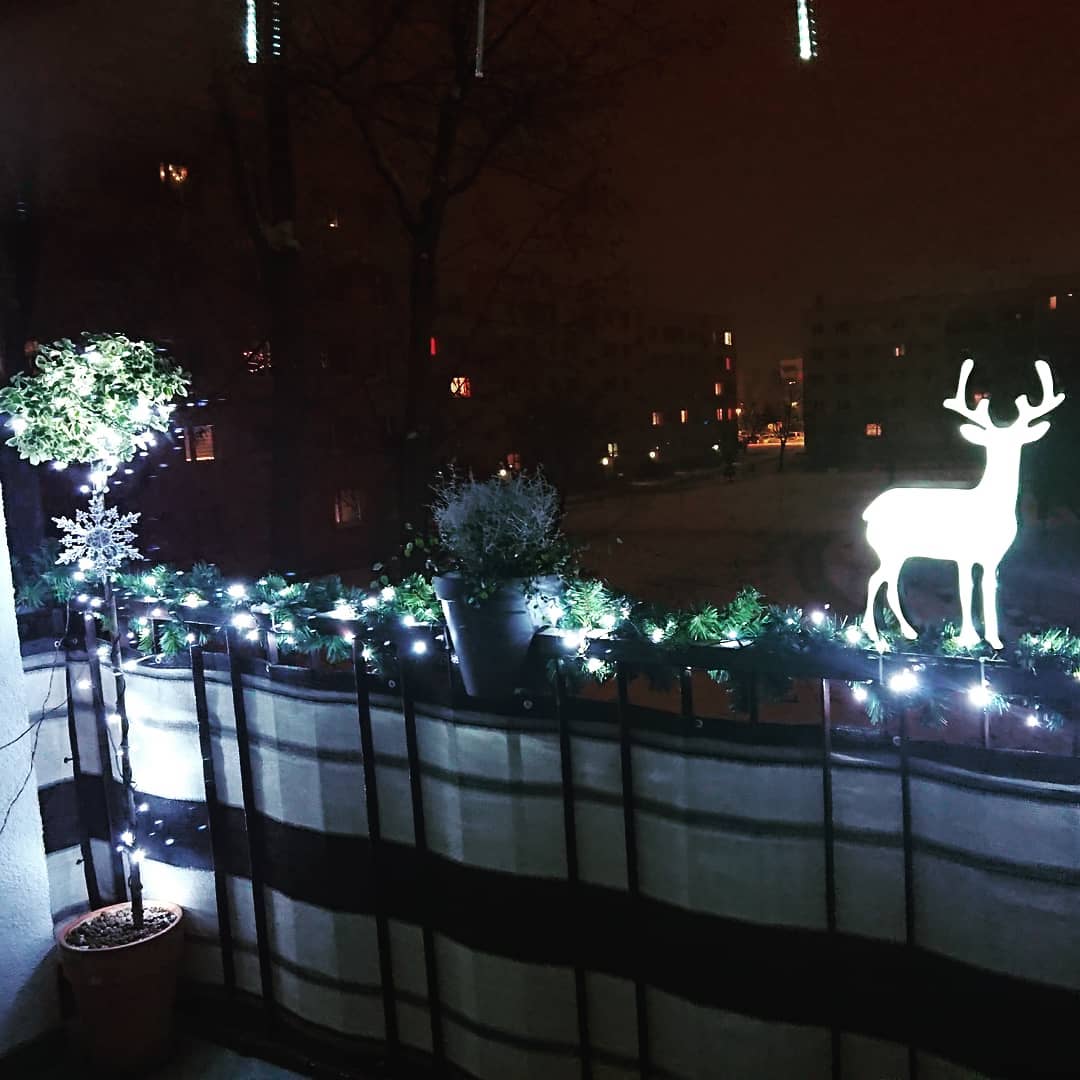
(678, 667, 694, 721)
(63, 658, 102, 910)
(554, 659, 593, 1080)
(189, 642, 236, 993)
(898, 701, 919, 1080)
(397, 649, 445, 1066)
(351, 638, 399, 1058)
(820, 678, 841, 1080)
(225, 627, 276, 1017)
(615, 664, 651, 1079)
(820, 679, 837, 934)
(80, 613, 127, 900)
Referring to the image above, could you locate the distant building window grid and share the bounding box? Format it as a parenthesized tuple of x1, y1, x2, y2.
(651, 411, 663, 426)
(865, 422, 882, 438)
(715, 382, 724, 396)
(723, 331, 733, 346)
(680, 408, 689, 423)
(450, 376, 472, 398)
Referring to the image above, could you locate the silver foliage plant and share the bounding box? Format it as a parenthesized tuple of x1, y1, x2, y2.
(430, 471, 572, 597)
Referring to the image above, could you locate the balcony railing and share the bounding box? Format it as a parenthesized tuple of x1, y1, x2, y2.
(24, 604, 1080, 1078)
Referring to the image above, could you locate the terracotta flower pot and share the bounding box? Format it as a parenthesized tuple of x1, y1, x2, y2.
(434, 574, 559, 698)
(57, 901, 184, 1072)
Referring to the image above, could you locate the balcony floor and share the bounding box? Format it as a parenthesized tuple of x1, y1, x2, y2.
(33, 1037, 309, 1079)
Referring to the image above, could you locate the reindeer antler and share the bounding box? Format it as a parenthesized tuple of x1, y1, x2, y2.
(1014, 360, 1065, 426)
(943, 358, 992, 426)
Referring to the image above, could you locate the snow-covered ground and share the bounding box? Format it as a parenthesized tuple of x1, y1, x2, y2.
(564, 452, 1080, 640)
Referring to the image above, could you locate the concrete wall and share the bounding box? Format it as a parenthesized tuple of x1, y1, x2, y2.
(0, 488, 58, 1055)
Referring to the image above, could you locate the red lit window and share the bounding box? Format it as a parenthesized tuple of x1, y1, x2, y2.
(651, 411, 663, 426)
(716, 408, 723, 421)
(506, 452, 522, 470)
(680, 408, 689, 424)
(184, 425, 215, 462)
(450, 376, 472, 398)
(714, 382, 724, 396)
(727, 408, 734, 422)
(430, 336, 438, 357)
(865, 422, 882, 438)
(1049, 295, 1058, 311)
(724, 356, 733, 371)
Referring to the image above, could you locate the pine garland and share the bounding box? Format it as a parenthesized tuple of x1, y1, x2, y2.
(15, 547, 1080, 728)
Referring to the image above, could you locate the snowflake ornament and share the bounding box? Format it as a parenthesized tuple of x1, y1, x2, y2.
(54, 493, 143, 579)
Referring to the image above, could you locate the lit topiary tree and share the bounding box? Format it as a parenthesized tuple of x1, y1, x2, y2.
(0, 332, 189, 930)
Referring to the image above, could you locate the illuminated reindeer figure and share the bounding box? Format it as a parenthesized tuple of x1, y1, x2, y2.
(863, 358, 1064, 649)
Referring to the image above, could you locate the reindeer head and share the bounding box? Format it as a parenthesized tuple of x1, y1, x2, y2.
(943, 358, 1064, 447)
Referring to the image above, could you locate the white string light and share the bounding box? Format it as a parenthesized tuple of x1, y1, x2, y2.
(888, 669, 918, 693)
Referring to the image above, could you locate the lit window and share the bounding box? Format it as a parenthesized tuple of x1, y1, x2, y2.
(727, 408, 735, 421)
(894, 344, 906, 357)
(1049, 295, 1058, 311)
(716, 408, 723, 421)
(244, 341, 272, 374)
(723, 330, 733, 346)
(159, 163, 189, 187)
(450, 376, 472, 398)
(680, 408, 689, 424)
(725, 356, 734, 371)
(651, 411, 663, 426)
(334, 488, 364, 527)
(506, 452, 522, 471)
(245, 0, 258, 63)
(328, 216, 340, 230)
(714, 382, 724, 396)
(607, 441, 619, 458)
(430, 336, 438, 357)
(865, 422, 882, 438)
(184, 425, 215, 462)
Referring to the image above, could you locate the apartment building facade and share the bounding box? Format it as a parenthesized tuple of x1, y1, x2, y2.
(803, 282, 1080, 491)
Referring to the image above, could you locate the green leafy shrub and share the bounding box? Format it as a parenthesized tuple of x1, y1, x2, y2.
(0, 333, 189, 470)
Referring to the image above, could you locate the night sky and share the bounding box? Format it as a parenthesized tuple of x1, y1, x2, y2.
(610, 0, 1080, 397)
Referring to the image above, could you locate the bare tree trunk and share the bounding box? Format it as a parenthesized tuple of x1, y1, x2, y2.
(398, 235, 439, 530)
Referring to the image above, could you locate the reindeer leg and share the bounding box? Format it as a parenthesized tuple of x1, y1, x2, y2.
(956, 561, 980, 648)
(864, 565, 888, 641)
(886, 563, 918, 640)
(982, 561, 1004, 650)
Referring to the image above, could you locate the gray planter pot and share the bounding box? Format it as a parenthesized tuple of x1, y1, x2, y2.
(433, 574, 559, 698)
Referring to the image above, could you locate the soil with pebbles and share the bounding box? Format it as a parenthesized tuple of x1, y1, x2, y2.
(64, 905, 177, 949)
